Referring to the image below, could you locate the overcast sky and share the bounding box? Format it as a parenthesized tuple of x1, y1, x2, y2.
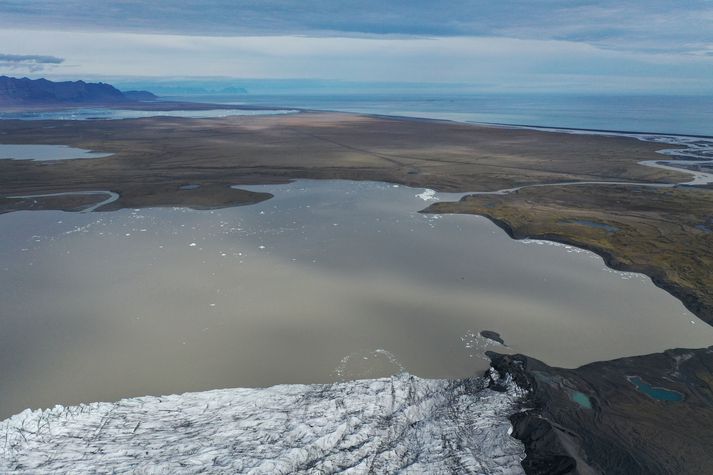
(1, 0, 712, 93)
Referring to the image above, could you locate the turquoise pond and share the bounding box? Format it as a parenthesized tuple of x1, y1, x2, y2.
(570, 391, 593, 409)
(562, 220, 620, 233)
(627, 376, 684, 402)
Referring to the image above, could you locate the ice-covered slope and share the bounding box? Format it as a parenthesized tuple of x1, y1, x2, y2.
(0, 372, 525, 474)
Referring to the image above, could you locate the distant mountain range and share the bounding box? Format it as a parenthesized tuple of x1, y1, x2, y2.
(115, 84, 248, 96)
(0, 76, 157, 105)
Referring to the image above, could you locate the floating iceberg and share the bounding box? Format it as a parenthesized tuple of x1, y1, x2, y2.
(416, 189, 439, 201)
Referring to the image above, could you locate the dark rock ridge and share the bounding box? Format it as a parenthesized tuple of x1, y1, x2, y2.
(0, 76, 156, 105)
(480, 330, 506, 345)
(488, 347, 713, 474)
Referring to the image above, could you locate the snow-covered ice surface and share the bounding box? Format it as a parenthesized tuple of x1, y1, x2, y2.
(0, 373, 525, 474)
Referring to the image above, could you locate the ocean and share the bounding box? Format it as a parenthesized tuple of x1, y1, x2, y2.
(194, 93, 713, 137)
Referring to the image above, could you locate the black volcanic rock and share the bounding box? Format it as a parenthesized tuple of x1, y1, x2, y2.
(0, 76, 155, 105)
(488, 347, 713, 475)
(480, 330, 505, 345)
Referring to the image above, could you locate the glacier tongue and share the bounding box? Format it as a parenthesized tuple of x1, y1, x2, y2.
(0, 373, 525, 474)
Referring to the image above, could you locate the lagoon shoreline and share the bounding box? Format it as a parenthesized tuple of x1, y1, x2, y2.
(2, 107, 713, 473)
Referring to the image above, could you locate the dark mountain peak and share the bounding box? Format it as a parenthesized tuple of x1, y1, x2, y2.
(0, 76, 157, 105)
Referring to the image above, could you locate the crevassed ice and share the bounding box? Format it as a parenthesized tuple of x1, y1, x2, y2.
(0, 373, 525, 474)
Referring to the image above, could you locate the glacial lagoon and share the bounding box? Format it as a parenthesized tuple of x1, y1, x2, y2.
(1, 179, 711, 418)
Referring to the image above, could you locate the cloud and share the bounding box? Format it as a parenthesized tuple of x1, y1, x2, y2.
(2, 29, 712, 94)
(0, 53, 64, 72)
(0, 1, 711, 54)
(0, 1, 709, 93)
(0, 53, 64, 64)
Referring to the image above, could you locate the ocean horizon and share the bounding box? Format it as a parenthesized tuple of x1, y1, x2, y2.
(160, 92, 713, 137)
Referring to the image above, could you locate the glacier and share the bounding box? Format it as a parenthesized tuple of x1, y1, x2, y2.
(0, 372, 526, 474)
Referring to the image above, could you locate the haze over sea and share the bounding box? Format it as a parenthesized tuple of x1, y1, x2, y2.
(128, 87, 713, 137)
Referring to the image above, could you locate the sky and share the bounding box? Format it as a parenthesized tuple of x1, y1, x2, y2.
(1, 0, 712, 93)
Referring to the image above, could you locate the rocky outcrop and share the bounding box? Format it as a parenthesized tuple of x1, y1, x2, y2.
(2, 347, 712, 474)
(490, 347, 713, 474)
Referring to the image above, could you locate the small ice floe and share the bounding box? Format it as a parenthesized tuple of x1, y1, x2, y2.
(520, 239, 586, 254)
(461, 330, 510, 360)
(333, 348, 405, 381)
(258, 245, 266, 250)
(189, 243, 197, 247)
(416, 189, 439, 201)
(480, 330, 506, 346)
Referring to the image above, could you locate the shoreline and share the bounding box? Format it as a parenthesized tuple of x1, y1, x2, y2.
(2, 106, 713, 473)
(1, 110, 709, 328)
(423, 206, 713, 326)
(3, 97, 711, 138)
(491, 346, 713, 474)
(0, 366, 527, 473)
(0, 100, 299, 114)
(2, 344, 712, 474)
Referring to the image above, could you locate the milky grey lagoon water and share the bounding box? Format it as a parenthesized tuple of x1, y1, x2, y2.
(0, 144, 112, 161)
(0, 108, 297, 121)
(1, 180, 711, 418)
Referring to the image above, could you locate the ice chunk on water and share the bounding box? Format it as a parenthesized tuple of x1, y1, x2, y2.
(416, 189, 438, 201)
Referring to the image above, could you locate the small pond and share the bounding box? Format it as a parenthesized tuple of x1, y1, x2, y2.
(627, 376, 685, 402)
(0, 144, 111, 161)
